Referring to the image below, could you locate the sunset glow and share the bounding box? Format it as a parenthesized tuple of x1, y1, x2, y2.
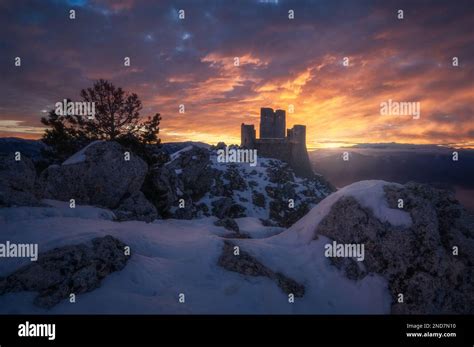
(1, 0, 473, 148)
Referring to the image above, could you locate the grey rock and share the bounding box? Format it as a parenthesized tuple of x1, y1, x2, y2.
(211, 197, 246, 219)
(40, 141, 147, 209)
(218, 240, 305, 297)
(316, 183, 474, 314)
(114, 191, 158, 222)
(0, 235, 129, 309)
(146, 145, 213, 218)
(0, 153, 41, 207)
(214, 218, 240, 232)
(252, 191, 265, 208)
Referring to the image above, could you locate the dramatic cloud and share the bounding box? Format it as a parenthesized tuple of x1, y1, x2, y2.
(0, 0, 473, 147)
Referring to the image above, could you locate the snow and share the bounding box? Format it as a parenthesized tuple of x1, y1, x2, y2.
(62, 140, 102, 165)
(0, 199, 116, 223)
(0, 188, 394, 314)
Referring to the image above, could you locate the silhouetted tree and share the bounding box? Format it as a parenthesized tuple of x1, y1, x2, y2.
(41, 80, 161, 162)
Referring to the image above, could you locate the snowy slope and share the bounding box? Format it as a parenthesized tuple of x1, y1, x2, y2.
(0, 182, 395, 314)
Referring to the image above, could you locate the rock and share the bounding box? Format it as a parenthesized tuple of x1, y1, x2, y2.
(214, 218, 240, 232)
(218, 241, 305, 297)
(146, 143, 333, 225)
(114, 191, 158, 222)
(266, 161, 294, 184)
(214, 218, 251, 239)
(211, 197, 233, 219)
(145, 145, 213, 218)
(252, 191, 265, 208)
(211, 197, 246, 219)
(0, 153, 41, 207)
(223, 165, 247, 191)
(165, 146, 213, 200)
(145, 164, 184, 217)
(40, 141, 147, 209)
(0, 235, 129, 309)
(315, 183, 474, 314)
(269, 200, 310, 228)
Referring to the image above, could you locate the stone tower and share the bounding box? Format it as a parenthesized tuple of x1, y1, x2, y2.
(241, 123, 256, 148)
(274, 109, 286, 138)
(259, 108, 286, 139)
(287, 125, 312, 177)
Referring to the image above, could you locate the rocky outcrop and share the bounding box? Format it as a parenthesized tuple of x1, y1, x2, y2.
(143, 144, 333, 225)
(0, 235, 129, 309)
(0, 153, 41, 207)
(214, 218, 240, 232)
(214, 218, 251, 238)
(40, 141, 147, 209)
(316, 183, 474, 314)
(211, 197, 246, 219)
(218, 241, 305, 297)
(114, 191, 158, 222)
(1, 140, 332, 226)
(145, 145, 213, 218)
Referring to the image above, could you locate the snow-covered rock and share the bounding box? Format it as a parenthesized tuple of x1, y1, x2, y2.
(148, 144, 334, 226)
(283, 180, 474, 314)
(40, 141, 148, 209)
(0, 235, 129, 308)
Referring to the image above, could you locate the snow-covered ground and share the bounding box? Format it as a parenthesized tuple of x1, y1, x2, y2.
(0, 181, 399, 314)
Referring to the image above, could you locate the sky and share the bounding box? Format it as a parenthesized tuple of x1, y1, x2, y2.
(0, 0, 473, 149)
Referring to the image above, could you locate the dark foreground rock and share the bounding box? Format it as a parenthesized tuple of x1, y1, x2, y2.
(0, 153, 41, 207)
(114, 191, 158, 222)
(218, 240, 305, 297)
(0, 236, 129, 309)
(316, 182, 474, 314)
(40, 141, 148, 209)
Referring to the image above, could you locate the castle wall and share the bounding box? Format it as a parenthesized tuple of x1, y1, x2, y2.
(254, 139, 292, 163)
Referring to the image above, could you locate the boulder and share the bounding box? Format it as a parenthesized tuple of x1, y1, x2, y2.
(218, 241, 305, 297)
(316, 183, 474, 314)
(165, 145, 213, 199)
(114, 191, 158, 222)
(211, 197, 246, 219)
(214, 218, 240, 232)
(40, 141, 147, 209)
(146, 145, 213, 218)
(0, 153, 41, 206)
(0, 235, 129, 309)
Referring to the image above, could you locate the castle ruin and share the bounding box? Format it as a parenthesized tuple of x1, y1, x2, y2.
(241, 108, 313, 177)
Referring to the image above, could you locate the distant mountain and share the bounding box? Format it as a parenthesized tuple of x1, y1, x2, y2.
(0, 137, 47, 162)
(349, 142, 454, 151)
(310, 144, 474, 212)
